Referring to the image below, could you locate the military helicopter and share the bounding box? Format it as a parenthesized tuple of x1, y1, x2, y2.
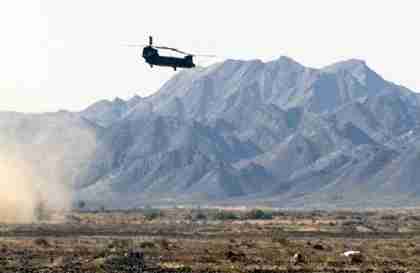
(127, 36, 214, 71)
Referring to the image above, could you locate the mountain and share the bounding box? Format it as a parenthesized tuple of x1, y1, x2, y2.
(2, 56, 420, 209)
(80, 95, 143, 127)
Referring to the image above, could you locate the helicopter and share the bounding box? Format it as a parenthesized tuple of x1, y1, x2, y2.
(128, 36, 214, 71)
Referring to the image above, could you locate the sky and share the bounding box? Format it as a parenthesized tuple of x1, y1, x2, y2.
(0, 0, 419, 113)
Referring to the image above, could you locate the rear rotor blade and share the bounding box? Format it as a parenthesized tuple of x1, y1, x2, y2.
(154, 46, 217, 58)
(154, 46, 191, 55)
(192, 54, 218, 58)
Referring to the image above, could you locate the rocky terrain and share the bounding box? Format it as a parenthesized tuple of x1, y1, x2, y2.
(2, 57, 420, 209)
(1, 208, 420, 273)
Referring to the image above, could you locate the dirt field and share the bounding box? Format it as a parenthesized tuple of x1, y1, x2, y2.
(1, 208, 420, 272)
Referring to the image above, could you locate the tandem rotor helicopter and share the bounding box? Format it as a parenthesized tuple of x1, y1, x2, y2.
(127, 36, 215, 71)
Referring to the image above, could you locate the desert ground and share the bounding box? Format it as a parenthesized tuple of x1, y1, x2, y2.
(1, 207, 420, 273)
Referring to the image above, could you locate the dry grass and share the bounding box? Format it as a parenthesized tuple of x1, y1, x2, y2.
(0, 208, 420, 272)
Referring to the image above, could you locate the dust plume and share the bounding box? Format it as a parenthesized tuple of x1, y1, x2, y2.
(0, 149, 75, 223)
(0, 154, 40, 223)
(0, 112, 98, 223)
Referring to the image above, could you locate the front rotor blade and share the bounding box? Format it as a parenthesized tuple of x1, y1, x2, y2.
(123, 44, 147, 47)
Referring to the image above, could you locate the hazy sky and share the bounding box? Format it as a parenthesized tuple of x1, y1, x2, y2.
(1, 1, 419, 112)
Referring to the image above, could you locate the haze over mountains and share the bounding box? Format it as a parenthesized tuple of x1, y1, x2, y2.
(2, 57, 420, 209)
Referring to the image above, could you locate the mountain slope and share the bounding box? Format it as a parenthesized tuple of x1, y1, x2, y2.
(2, 56, 420, 208)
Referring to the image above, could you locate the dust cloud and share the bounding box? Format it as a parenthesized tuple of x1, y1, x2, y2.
(0, 113, 99, 223)
(0, 154, 39, 223)
(0, 151, 71, 223)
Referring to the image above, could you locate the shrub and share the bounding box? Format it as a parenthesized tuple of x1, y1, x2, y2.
(34, 238, 50, 248)
(194, 210, 208, 221)
(108, 239, 133, 250)
(272, 234, 290, 245)
(214, 210, 239, 221)
(77, 200, 86, 210)
(139, 241, 156, 249)
(143, 207, 163, 221)
(157, 239, 171, 249)
(245, 209, 273, 220)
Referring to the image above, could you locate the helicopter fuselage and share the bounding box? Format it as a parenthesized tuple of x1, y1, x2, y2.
(142, 46, 195, 70)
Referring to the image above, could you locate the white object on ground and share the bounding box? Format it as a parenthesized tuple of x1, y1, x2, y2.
(342, 250, 361, 257)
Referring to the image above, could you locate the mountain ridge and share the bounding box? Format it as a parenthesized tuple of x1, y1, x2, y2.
(2, 56, 420, 209)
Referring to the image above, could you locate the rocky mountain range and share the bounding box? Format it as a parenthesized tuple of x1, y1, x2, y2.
(2, 57, 420, 209)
